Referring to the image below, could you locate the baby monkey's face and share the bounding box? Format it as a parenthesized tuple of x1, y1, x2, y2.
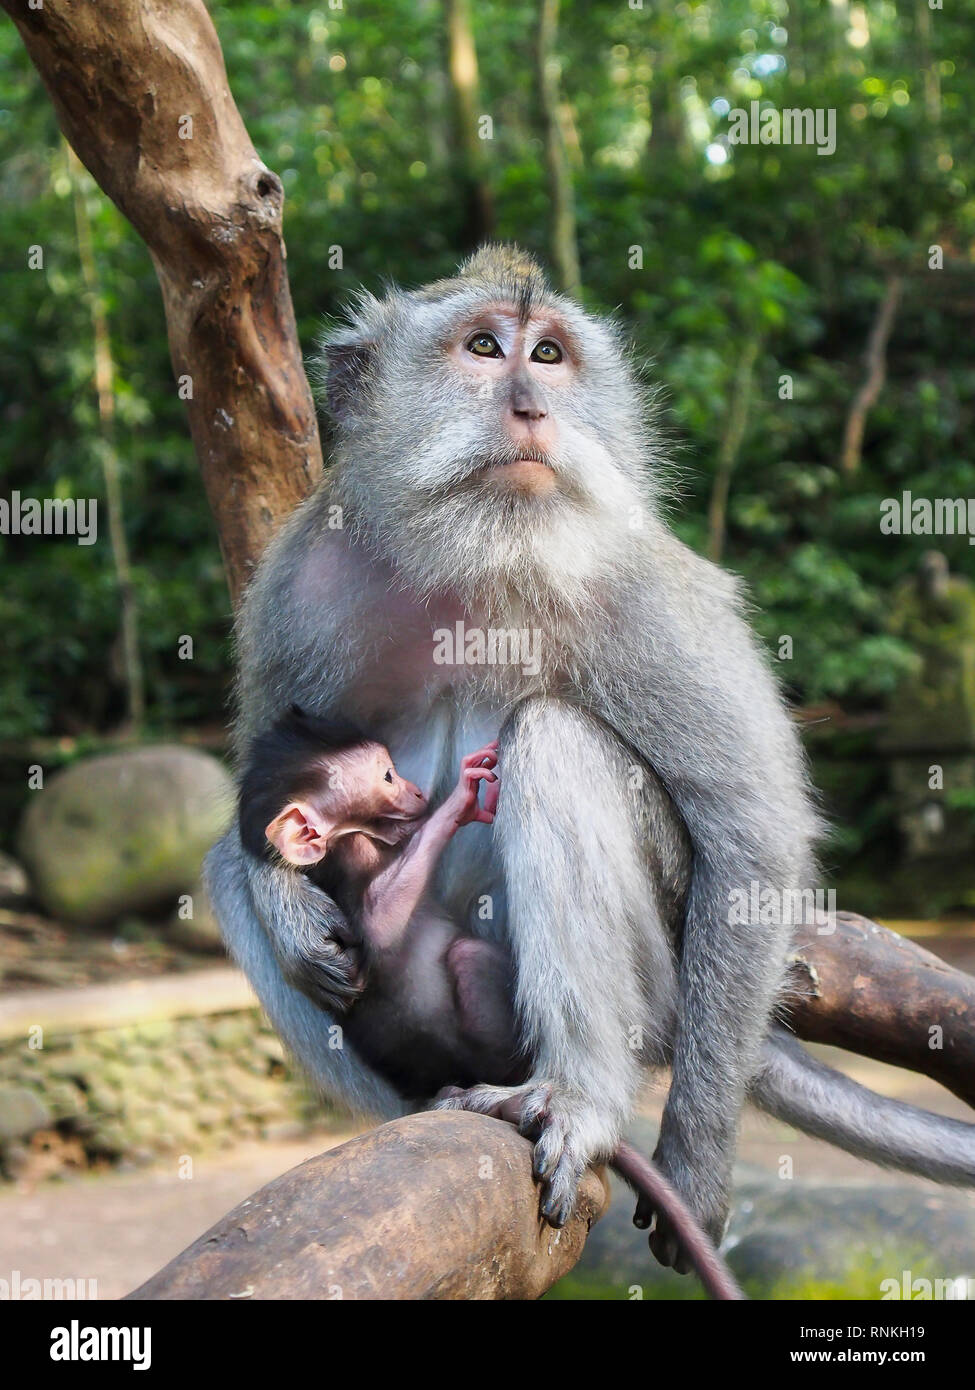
(345, 743, 428, 827)
(264, 741, 427, 867)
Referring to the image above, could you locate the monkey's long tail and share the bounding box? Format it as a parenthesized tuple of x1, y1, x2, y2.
(611, 1143, 746, 1300)
(751, 1024, 975, 1184)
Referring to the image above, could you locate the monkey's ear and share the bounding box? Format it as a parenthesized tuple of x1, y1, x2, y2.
(322, 341, 374, 426)
(265, 803, 329, 866)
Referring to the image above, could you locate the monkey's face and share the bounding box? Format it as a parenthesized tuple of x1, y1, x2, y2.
(359, 743, 429, 830)
(265, 742, 427, 866)
(322, 742, 427, 845)
(443, 306, 570, 501)
(320, 250, 659, 612)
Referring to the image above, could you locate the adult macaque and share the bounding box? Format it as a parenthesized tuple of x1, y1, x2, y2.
(206, 246, 975, 1269)
(238, 707, 744, 1299)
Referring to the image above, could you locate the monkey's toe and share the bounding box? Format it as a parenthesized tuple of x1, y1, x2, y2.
(648, 1220, 684, 1273)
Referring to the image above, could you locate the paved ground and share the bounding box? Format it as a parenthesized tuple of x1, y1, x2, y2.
(1, 1041, 972, 1299)
(0, 1131, 360, 1300)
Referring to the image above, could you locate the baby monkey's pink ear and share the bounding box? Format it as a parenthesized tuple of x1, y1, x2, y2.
(265, 803, 329, 865)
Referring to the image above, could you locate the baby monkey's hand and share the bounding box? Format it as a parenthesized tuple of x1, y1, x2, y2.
(443, 742, 500, 827)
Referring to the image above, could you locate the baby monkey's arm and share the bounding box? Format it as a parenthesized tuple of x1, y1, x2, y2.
(361, 743, 499, 950)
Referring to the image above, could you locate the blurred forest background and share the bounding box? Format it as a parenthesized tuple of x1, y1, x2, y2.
(1, 0, 974, 915)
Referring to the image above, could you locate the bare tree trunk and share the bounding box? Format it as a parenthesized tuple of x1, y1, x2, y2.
(2, 0, 322, 604)
(67, 144, 145, 730)
(840, 275, 903, 476)
(706, 333, 760, 563)
(445, 0, 494, 249)
(535, 0, 581, 298)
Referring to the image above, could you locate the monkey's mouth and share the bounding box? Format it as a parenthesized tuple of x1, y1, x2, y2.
(479, 449, 557, 495)
(368, 813, 425, 845)
(491, 448, 553, 469)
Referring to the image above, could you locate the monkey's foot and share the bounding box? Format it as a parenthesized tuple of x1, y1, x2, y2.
(434, 1080, 613, 1229)
(633, 1154, 729, 1275)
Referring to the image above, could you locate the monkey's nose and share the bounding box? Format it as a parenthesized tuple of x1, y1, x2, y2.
(510, 383, 547, 421)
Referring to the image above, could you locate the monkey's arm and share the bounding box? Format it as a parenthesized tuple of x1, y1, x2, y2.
(204, 824, 405, 1121)
(211, 516, 411, 1103)
(617, 536, 820, 1259)
(363, 750, 498, 950)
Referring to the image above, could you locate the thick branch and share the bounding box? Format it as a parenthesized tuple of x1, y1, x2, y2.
(787, 911, 975, 1109)
(3, 0, 321, 600)
(126, 1111, 608, 1300)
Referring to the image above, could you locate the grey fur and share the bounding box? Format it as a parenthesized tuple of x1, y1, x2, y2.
(205, 245, 975, 1256)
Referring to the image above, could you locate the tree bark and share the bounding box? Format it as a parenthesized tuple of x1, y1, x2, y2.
(126, 1111, 609, 1300)
(1, 0, 322, 604)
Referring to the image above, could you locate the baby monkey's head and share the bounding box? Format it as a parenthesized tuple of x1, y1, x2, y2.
(238, 706, 426, 869)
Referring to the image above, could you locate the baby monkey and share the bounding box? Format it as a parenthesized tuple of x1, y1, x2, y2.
(238, 707, 744, 1301)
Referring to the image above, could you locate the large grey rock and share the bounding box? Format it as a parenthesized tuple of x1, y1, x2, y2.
(0, 1086, 51, 1141)
(167, 876, 226, 953)
(18, 745, 233, 925)
(725, 1180, 975, 1289)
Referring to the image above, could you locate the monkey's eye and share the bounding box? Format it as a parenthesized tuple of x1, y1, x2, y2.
(384, 769, 393, 783)
(531, 339, 563, 364)
(466, 332, 502, 358)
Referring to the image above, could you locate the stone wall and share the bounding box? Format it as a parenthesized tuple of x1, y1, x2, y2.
(0, 970, 324, 1179)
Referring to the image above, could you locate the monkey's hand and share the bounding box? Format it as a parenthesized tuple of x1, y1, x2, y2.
(253, 866, 366, 1015)
(633, 1143, 730, 1274)
(434, 1080, 612, 1228)
(442, 742, 500, 827)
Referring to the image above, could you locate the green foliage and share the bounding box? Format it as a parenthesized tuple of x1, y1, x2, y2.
(1, 1, 974, 882)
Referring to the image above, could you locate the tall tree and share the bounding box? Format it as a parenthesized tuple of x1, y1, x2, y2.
(535, 0, 581, 297)
(445, 0, 494, 249)
(67, 145, 145, 730)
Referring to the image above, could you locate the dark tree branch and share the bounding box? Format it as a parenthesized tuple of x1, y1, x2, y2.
(788, 911, 975, 1109)
(840, 274, 903, 476)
